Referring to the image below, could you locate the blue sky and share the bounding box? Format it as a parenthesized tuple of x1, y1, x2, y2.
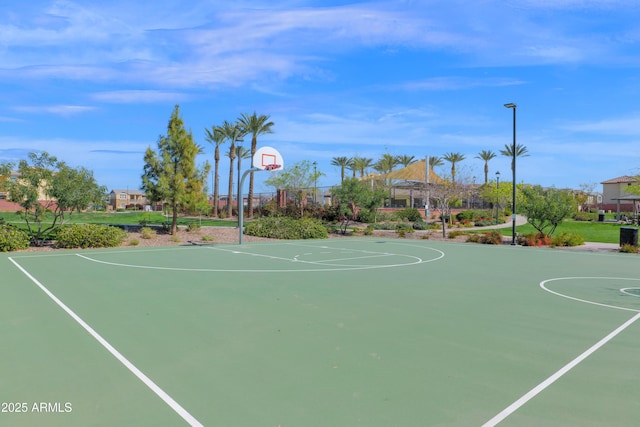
(1, 0, 640, 195)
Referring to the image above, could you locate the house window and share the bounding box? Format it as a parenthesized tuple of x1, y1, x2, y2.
(119, 193, 127, 200)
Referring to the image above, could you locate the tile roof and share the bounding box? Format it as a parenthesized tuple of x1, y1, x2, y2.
(601, 175, 638, 184)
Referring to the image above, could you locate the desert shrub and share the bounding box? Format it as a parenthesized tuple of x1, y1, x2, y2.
(550, 232, 585, 247)
(129, 238, 140, 246)
(412, 220, 427, 230)
(170, 235, 181, 243)
(518, 232, 551, 247)
(55, 224, 126, 249)
(187, 222, 201, 232)
(394, 208, 423, 222)
(395, 223, 414, 238)
(448, 230, 467, 239)
(620, 244, 639, 254)
(201, 235, 215, 241)
(371, 222, 396, 230)
(0, 225, 30, 252)
(140, 227, 157, 239)
(466, 231, 503, 245)
(244, 217, 328, 239)
(364, 225, 374, 235)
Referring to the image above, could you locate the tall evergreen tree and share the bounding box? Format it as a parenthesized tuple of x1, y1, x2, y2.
(142, 105, 210, 234)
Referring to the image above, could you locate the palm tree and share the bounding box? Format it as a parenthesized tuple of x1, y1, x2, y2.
(331, 156, 353, 183)
(397, 155, 417, 168)
(427, 156, 444, 183)
(373, 153, 399, 186)
(218, 121, 245, 218)
(500, 143, 529, 172)
(442, 152, 466, 183)
(232, 145, 251, 218)
(204, 125, 226, 217)
(352, 156, 374, 177)
(238, 112, 274, 217)
(475, 150, 497, 185)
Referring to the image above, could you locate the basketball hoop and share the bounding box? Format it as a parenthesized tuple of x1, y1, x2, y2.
(263, 164, 281, 171)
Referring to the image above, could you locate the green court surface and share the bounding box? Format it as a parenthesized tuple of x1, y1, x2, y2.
(2, 238, 640, 426)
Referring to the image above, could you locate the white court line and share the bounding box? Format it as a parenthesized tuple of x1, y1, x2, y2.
(483, 277, 640, 426)
(482, 311, 640, 426)
(8, 257, 203, 427)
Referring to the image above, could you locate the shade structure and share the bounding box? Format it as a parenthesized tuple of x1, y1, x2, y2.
(385, 159, 444, 184)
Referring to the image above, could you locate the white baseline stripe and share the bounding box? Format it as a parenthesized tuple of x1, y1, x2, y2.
(482, 311, 640, 426)
(8, 257, 203, 427)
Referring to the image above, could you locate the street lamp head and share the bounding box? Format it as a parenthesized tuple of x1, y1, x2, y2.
(495, 171, 500, 176)
(504, 103, 517, 109)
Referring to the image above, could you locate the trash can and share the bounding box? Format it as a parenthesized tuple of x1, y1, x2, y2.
(620, 227, 639, 247)
(598, 210, 605, 222)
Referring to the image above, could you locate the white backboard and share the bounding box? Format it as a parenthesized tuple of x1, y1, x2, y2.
(253, 146, 284, 171)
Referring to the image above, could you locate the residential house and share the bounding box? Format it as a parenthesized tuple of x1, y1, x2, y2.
(601, 175, 640, 214)
(109, 189, 148, 210)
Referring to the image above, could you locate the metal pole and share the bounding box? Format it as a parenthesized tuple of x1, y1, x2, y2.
(425, 156, 430, 219)
(238, 168, 260, 244)
(511, 106, 517, 245)
(504, 103, 517, 245)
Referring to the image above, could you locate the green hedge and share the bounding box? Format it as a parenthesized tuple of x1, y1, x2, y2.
(55, 224, 127, 249)
(0, 225, 30, 252)
(244, 217, 328, 240)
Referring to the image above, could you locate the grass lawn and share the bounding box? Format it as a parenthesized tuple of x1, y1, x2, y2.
(502, 220, 626, 244)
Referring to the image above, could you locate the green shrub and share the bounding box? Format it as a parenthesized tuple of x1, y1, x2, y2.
(0, 225, 30, 252)
(550, 232, 585, 247)
(394, 208, 423, 222)
(244, 217, 328, 240)
(364, 225, 374, 235)
(412, 220, 426, 230)
(573, 212, 594, 222)
(187, 222, 201, 232)
(140, 227, 157, 239)
(55, 224, 127, 249)
(129, 238, 140, 246)
(395, 223, 414, 238)
(356, 210, 375, 223)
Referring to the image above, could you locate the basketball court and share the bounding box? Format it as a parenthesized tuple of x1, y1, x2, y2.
(2, 238, 640, 426)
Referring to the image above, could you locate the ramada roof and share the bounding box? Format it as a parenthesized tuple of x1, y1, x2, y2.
(601, 175, 638, 184)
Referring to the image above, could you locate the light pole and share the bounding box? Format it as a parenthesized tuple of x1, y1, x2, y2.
(495, 171, 500, 221)
(504, 103, 517, 245)
(313, 161, 317, 205)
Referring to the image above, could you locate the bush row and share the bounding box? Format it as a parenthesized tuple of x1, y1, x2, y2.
(55, 224, 127, 249)
(244, 217, 328, 240)
(0, 225, 30, 252)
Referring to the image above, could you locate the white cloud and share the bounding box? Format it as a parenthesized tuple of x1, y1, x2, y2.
(91, 90, 192, 104)
(11, 105, 97, 117)
(562, 114, 640, 135)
